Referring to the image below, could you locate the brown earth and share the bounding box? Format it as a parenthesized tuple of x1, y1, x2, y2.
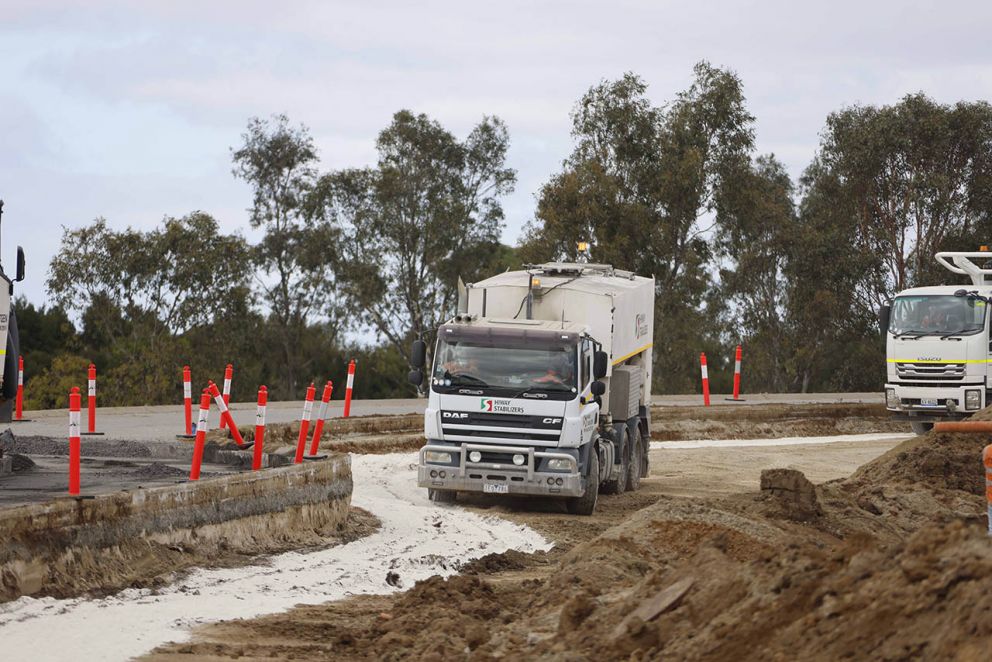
(147, 413, 992, 661)
(16, 507, 379, 602)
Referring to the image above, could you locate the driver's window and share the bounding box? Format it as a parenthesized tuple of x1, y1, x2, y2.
(582, 341, 592, 388)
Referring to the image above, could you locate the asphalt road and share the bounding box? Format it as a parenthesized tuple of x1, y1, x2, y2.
(7, 393, 881, 443)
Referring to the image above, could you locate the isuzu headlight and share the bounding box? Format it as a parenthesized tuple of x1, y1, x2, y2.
(966, 390, 982, 411)
(547, 458, 573, 471)
(885, 388, 899, 409)
(424, 451, 452, 464)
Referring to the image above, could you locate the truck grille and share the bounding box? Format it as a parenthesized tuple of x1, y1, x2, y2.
(440, 411, 563, 445)
(895, 362, 965, 382)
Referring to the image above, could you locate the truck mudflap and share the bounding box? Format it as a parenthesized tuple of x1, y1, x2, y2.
(418, 443, 585, 498)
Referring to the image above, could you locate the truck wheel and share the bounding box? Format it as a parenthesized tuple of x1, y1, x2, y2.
(910, 421, 933, 435)
(601, 429, 628, 495)
(566, 447, 598, 515)
(428, 489, 457, 504)
(625, 427, 643, 492)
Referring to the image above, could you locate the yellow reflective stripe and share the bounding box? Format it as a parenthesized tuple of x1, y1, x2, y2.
(612, 342, 653, 365)
(0, 349, 6, 355)
(887, 358, 992, 363)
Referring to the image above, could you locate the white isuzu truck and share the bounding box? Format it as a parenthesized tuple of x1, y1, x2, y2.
(880, 251, 992, 434)
(408, 262, 654, 515)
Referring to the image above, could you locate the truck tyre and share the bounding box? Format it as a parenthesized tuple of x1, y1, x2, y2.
(910, 421, 933, 436)
(566, 447, 598, 515)
(625, 427, 643, 492)
(428, 489, 457, 504)
(601, 429, 628, 495)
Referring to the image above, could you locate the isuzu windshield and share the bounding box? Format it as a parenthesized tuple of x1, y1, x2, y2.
(888, 294, 986, 337)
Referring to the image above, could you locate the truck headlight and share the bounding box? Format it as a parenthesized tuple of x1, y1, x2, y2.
(885, 388, 899, 409)
(966, 390, 982, 411)
(424, 451, 452, 464)
(547, 458, 573, 471)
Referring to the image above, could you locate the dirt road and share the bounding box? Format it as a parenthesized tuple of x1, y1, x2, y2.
(136, 432, 912, 660)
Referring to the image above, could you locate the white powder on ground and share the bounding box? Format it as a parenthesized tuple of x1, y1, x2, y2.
(0, 452, 551, 661)
(650, 432, 910, 450)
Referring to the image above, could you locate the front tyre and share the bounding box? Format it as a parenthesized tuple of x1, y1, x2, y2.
(566, 447, 599, 516)
(428, 488, 457, 504)
(910, 421, 934, 435)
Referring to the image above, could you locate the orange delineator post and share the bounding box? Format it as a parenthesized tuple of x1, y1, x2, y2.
(182, 365, 193, 436)
(700, 352, 711, 406)
(731, 345, 743, 400)
(69, 386, 81, 495)
(295, 383, 316, 463)
(343, 359, 355, 418)
(82, 363, 103, 435)
(253, 386, 268, 471)
(207, 380, 246, 446)
(308, 381, 334, 456)
(190, 389, 211, 480)
(15, 355, 24, 420)
(219, 364, 233, 429)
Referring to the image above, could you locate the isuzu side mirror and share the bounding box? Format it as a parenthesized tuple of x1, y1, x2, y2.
(593, 351, 608, 379)
(590, 380, 606, 396)
(877, 303, 890, 338)
(15, 246, 24, 282)
(408, 369, 424, 387)
(410, 339, 427, 368)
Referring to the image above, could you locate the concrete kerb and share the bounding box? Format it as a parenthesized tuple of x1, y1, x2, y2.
(0, 454, 353, 601)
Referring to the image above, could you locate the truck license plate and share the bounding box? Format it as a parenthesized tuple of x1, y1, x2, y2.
(920, 398, 939, 407)
(483, 482, 508, 494)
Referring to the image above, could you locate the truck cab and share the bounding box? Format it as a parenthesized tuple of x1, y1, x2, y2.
(882, 251, 992, 433)
(409, 262, 654, 515)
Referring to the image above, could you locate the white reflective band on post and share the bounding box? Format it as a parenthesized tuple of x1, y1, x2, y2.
(214, 395, 229, 413)
(184, 383, 192, 398)
(302, 400, 314, 421)
(346, 373, 354, 389)
(197, 407, 210, 431)
(701, 366, 709, 379)
(88, 380, 96, 396)
(69, 411, 81, 437)
(223, 378, 232, 394)
(255, 404, 267, 425)
(735, 360, 741, 372)
(315, 401, 329, 421)
(18, 371, 23, 386)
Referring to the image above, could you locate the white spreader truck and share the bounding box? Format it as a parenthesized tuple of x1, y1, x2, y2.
(880, 251, 992, 434)
(408, 262, 654, 515)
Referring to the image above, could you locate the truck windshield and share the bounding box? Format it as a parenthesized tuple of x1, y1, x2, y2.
(889, 295, 987, 337)
(432, 339, 577, 394)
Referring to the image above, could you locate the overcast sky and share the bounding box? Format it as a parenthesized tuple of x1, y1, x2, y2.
(3, 0, 991, 305)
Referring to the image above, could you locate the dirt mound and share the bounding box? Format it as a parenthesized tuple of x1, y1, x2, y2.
(151, 423, 992, 660)
(459, 549, 530, 575)
(130, 463, 189, 479)
(849, 430, 986, 495)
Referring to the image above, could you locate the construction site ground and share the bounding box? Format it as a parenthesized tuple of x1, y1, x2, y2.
(4, 395, 989, 660)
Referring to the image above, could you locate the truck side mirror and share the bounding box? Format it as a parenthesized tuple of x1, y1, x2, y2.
(408, 369, 424, 387)
(590, 380, 606, 396)
(877, 303, 891, 338)
(593, 351, 608, 379)
(410, 340, 427, 369)
(15, 246, 25, 282)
